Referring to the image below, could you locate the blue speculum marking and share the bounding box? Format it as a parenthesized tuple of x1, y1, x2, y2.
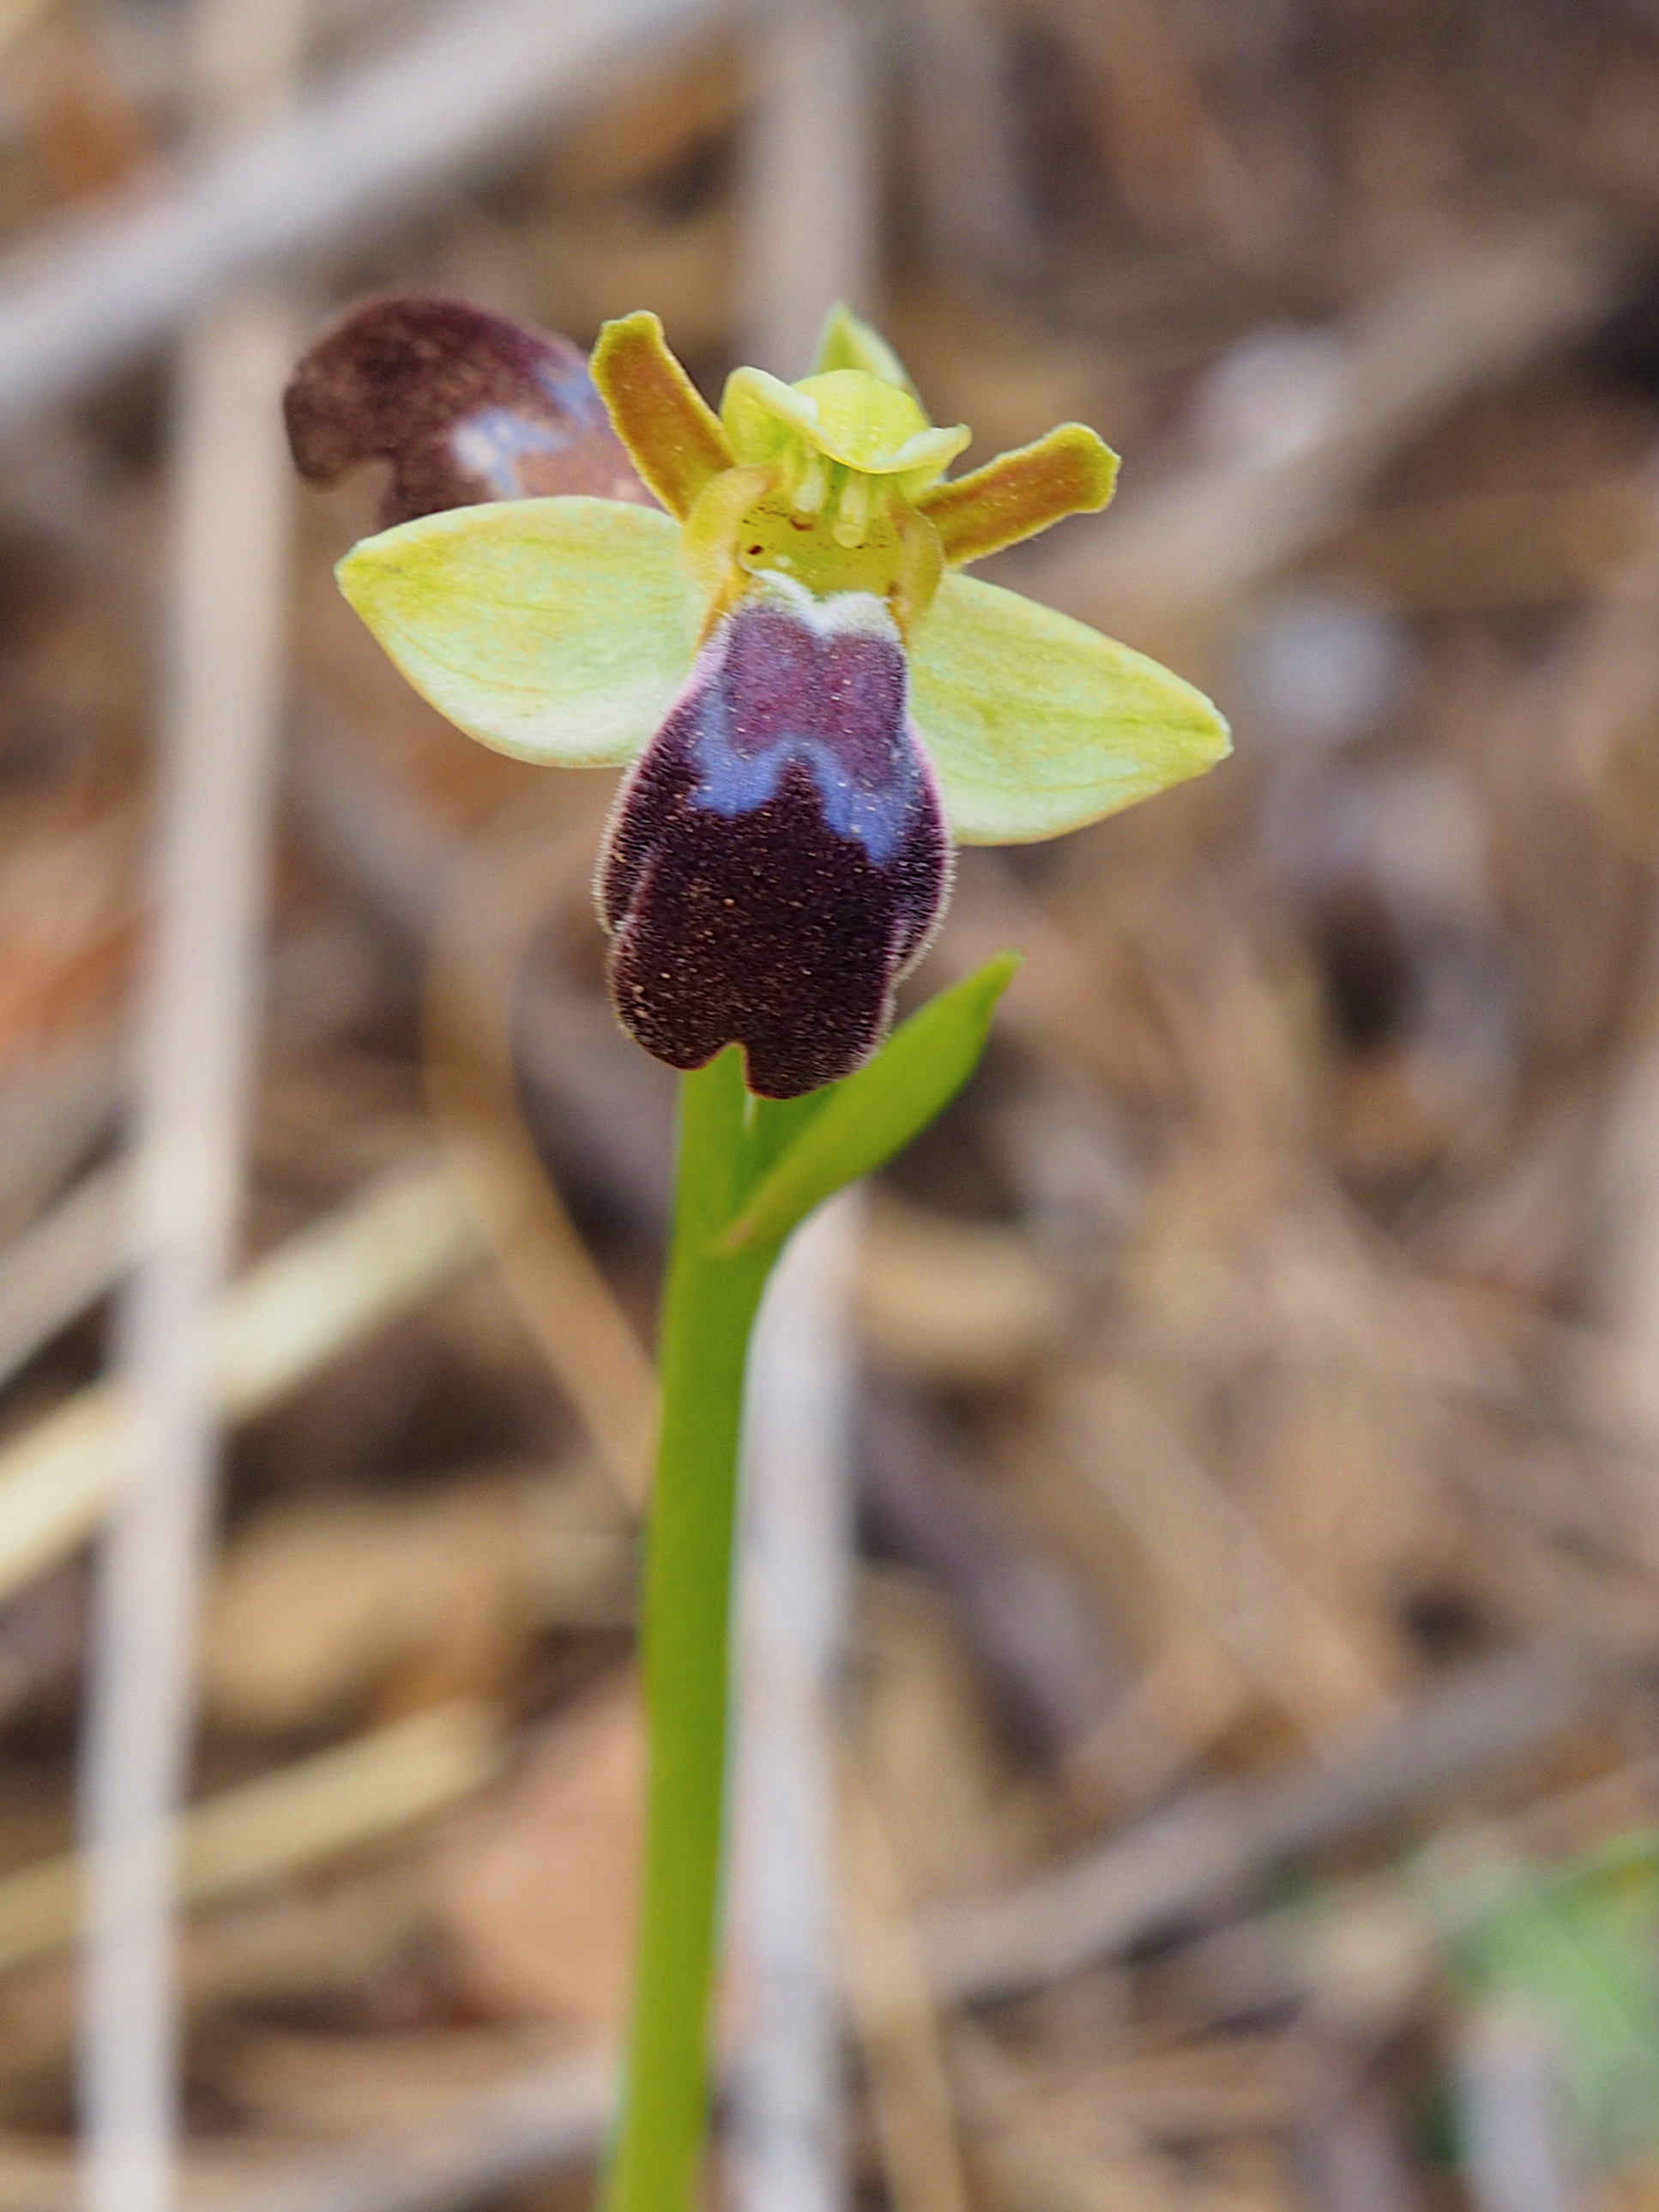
(450, 404, 579, 498)
(686, 591, 927, 867)
(534, 355, 609, 422)
(598, 585, 951, 1098)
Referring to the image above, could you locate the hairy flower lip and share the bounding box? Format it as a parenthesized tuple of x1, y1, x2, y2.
(599, 580, 950, 1099)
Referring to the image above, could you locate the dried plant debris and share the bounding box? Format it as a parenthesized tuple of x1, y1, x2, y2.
(13, 2, 1659, 2206)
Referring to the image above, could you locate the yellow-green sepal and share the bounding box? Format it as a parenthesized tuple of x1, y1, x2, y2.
(908, 573, 1231, 843)
(809, 303, 920, 399)
(336, 497, 695, 768)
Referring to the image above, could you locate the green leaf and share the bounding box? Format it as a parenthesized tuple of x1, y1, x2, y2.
(1451, 1834, 1659, 2169)
(740, 1088, 834, 1195)
(719, 953, 1021, 1254)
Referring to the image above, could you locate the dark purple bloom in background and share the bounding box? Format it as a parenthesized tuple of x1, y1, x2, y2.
(600, 583, 950, 1098)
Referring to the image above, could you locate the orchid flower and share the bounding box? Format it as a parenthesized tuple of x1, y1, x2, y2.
(329, 304, 1228, 1097)
(289, 295, 1232, 2212)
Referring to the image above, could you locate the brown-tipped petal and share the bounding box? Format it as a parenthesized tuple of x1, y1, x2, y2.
(915, 422, 1119, 566)
(590, 311, 736, 523)
(284, 293, 649, 526)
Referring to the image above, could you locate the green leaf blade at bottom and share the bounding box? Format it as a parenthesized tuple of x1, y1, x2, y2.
(722, 951, 1022, 1254)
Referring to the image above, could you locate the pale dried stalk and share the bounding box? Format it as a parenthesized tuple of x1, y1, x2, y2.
(1456, 2007, 1579, 2212)
(897, 0, 1039, 285)
(738, 0, 881, 378)
(732, 1194, 865, 2212)
(836, 1743, 974, 2212)
(49, 1163, 480, 2191)
(0, 0, 723, 432)
(76, 93, 332, 2181)
(77, 282, 299, 2212)
(0, 1701, 498, 1976)
(203, 2052, 613, 2212)
(0, 1163, 124, 1396)
(0, 1163, 480, 1610)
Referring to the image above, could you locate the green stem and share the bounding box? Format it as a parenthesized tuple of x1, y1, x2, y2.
(602, 1049, 775, 2212)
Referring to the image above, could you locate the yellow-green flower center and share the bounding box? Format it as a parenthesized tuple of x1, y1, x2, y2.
(725, 483, 915, 598)
(704, 365, 968, 613)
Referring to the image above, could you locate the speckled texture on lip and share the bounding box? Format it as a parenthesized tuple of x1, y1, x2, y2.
(600, 587, 950, 1098)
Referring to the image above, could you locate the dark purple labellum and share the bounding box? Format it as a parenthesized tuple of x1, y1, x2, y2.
(599, 585, 951, 1100)
(283, 293, 650, 525)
